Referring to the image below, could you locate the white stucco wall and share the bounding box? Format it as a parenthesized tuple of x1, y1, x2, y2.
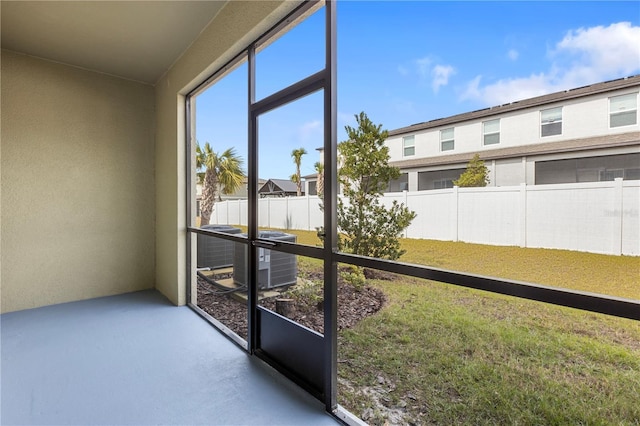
(154, 1, 299, 305)
(1, 50, 156, 313)
(385, 88, 640, 162)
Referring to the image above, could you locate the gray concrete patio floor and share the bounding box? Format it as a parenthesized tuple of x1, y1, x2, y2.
(1, 290, 340, 425)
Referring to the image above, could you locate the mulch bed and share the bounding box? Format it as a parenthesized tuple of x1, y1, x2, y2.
(197, 275, 387, 339)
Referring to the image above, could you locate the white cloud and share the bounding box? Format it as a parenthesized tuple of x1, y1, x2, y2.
(297, 120, 322, 142)
(507, 49, 519, 61)
(431, 65, 456, 93)
(461, 22, 640, 106)
(399, 56, 456, 93)
(461, 73, 553, 105)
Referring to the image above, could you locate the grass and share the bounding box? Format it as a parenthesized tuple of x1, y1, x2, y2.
(269, 228, 639, 300)
(339, 279, 640, 424)
(399, 238, 640, 300)
(258, 228, 640, 424)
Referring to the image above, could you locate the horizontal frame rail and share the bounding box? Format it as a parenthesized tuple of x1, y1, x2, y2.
(188, 226, 249, 243)
(334, 252, 640, 321)
(189, 226, 638, 320)
(250, 70, 326, 116)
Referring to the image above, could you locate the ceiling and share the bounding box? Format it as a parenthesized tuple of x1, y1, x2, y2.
(1, 1, 228, 85)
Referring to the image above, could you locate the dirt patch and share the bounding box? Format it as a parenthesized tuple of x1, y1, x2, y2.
(197, 277, 386, 339)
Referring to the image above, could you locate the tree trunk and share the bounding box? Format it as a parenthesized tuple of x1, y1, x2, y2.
(296, 165, 302, 197)
(317, 170, 324, 198)
(276, 298, 294, 317)
(200, 170, 217, 227)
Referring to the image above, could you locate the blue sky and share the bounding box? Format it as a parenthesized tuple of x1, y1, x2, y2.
(195, 1, 640, 180)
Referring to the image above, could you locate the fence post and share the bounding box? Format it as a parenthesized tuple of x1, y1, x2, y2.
(519, 183, 527, 248)
(307, 193, 311, 231)
(403, 190, 409, 238)
(613, 178, 623, 256)
(452, 186, 459, 242)
(266, 197, 270, 229)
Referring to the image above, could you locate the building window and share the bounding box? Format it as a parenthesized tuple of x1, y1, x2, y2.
(483, 119, 500, 145)
(440, 128, 454, 151)
(599, 169, 624, 181)
(418, 169, 464, 190)
(535, 153, 640, 184)
(610, 93, 637, 128)
(541, 107, 562, 137)
(433, 178, 455, 189)
(387, 173, 409, 192)
(308, 180, 317, 195)
(403, 135, 415, 156)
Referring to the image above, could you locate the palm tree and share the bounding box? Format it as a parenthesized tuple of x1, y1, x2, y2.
(314, 161, 324, 197)
(290, 147, 307, 197)
(196, 142, 244, 226)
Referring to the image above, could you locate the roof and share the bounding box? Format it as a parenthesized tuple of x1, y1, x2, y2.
(388, 75, 640, 137)
(258, 179, 300, 194)
(389, 131, 640, 169)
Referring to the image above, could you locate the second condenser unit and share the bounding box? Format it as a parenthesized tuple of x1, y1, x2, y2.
(197, 224, 242, 269)
(233, 230, 297, 289)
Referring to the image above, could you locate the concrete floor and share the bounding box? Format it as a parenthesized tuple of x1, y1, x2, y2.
(1, 290, 339, 425)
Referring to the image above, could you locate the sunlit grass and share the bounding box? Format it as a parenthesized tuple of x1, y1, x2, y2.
(339, 278, 640, 425)
(251, 227, 640, 424)
(261, 228, 639, 300)
(399, 238, 640, 300)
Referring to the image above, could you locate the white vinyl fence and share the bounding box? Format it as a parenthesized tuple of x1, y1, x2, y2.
(211, 178, 639, 256)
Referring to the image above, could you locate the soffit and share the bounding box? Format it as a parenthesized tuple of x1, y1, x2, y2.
(1, 1, 228, 85)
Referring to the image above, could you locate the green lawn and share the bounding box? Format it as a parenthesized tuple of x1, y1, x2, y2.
(269, 229, 640, 424)
(339, 277, 640, 425)
(278, 228, 639, 300)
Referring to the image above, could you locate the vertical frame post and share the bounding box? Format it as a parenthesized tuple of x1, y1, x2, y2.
(247, 44, 258, 353)
(323, 0, 338, 412)
(185, 97, 193, 305)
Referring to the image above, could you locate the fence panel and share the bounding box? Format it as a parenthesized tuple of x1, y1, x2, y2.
(308, 195, 324, 231)
(526, 182, 619, 254)
(622, 180, 640, 255)
(405, 190, 455, 241)
(458, 187, 520, 246)
(209, 180, 638, 255)
(287, 196, 311, 230)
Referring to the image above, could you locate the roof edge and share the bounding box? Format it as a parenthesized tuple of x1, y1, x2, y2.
(388, 75, 640, 137)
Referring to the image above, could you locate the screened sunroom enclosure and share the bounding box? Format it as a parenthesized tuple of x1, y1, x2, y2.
(184, 0, 639, 419)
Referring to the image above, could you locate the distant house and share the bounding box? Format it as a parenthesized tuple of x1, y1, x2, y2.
(259, 179, 302, 197)
(384, 75, 640, 191)
(308, 76, 640, 194)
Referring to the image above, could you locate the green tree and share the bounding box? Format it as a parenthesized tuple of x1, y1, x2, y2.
(290, 147, 307, 197)
(196, 142, 244, 226)
(453, 153, 490, 187)
(337, 112, 416, 260)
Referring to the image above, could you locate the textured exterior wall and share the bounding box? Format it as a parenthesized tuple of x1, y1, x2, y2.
(385, 88, 640, 162)
(154, 1, 298, 305)
(1, 50, 155, 313)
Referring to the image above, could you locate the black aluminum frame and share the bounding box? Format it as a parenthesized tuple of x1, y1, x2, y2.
(186, 0, 339, 412)
(185, 0, 638, 420)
